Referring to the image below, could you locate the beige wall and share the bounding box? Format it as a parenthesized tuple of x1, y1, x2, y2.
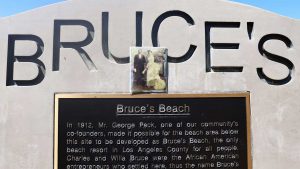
(0, 0, 300, 169)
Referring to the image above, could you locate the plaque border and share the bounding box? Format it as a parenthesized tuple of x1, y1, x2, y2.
(54, 92, 251, 169)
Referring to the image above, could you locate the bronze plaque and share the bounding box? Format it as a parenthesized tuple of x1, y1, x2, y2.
(54, 93, 251, 169)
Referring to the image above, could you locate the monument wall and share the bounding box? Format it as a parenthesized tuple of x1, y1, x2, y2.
(0, 0, 299, 169)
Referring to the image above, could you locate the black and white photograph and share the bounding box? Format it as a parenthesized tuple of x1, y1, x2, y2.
(130, 47, 168, 93)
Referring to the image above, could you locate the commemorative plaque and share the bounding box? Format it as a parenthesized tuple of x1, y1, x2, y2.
(54, 93, 251, 169)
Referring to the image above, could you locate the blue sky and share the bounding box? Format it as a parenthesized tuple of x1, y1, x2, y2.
(231, 0, 300, 19)
(0, 0, 64, 17)
(0, 0, 299, 19)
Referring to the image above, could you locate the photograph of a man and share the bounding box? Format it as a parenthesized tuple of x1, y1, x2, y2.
(133, 49, 146, 87)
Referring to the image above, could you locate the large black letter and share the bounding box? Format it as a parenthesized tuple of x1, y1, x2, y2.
(257, 34, 294, 85)
(53, 20, 96, 71)
(102, 12, 143, 64)
(205, 22, 243, 72)
(152, 10, 197, 63)
(6, 35, 45, 86)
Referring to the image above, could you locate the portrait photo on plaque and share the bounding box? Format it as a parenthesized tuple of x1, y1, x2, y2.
(130, 47, 168, 93)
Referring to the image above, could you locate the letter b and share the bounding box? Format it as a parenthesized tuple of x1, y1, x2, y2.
(6, 35, 45, 86)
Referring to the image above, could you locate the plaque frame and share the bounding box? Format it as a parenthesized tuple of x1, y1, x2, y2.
(54, 92, 252, 169)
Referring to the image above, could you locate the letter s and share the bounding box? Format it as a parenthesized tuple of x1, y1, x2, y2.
(257, 34, 294, 85)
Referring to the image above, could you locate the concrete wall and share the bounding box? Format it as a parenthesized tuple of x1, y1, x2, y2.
(0, 0, 299, 169)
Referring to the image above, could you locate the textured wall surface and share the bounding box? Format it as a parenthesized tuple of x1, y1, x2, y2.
(0, 0, 299, 169)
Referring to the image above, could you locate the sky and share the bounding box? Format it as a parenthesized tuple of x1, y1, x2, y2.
(231, 0, 300, 19)
(0, 0, 299, 19)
